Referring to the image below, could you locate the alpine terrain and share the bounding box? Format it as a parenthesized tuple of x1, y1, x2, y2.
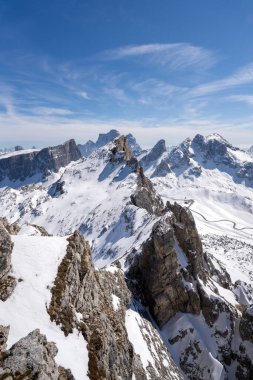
(0, 130, 253, 380)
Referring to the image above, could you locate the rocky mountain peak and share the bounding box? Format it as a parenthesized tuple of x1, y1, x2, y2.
(78, 129, 120, 157)
(131, 166, 164, 215)
(96, 129, 120, 147)
(140, 139, 166, 167)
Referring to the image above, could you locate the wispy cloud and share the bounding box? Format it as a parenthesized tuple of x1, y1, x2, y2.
(102, 43, 218, 70)
(225, 94, 253, 106)
(191, 63, 253, 97)
(32, 107, 74, 116)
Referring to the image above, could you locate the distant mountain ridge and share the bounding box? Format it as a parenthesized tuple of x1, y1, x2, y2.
(0, 139, 81, 183)
(142, 133, 253, 185)
(78, 129, 142, 157)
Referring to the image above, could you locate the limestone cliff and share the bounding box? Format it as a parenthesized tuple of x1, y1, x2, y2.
(0, 139, 81, 182)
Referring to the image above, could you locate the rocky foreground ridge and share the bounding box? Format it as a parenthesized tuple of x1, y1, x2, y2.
(0, 132, 253, 379)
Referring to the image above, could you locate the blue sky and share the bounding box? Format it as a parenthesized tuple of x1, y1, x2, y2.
(1, 0, 253, 148)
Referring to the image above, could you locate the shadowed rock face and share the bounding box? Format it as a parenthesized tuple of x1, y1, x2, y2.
(0, 139, 81, 183)
(127, 217, 201, 327)
(239, 306, 253, 343)
(140, 139, 166, 168)
(0, 328, 73, 379)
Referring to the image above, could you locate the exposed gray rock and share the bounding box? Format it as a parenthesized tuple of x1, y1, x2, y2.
(131, 167, 164, 215)
(48, 179, 66, 197)
(14, 145, 23, 152)
(111, 135, 132, 161)
(0, 217, 20, 235)
(0, 329, 73, 379)
(127, 216, 201, 327)
(151, 158, 171, 178)
(78, 139, 96, 156)
(239, 306, 253, 343)
(48, 231, 182, 379)
(31, 224, 51, 236)
(0, 220, 16, 300)
(140, 139, 166, 167)
(127, 199, 246, 378)
(166, 202, 206, 279)
(0, 139, 81, 183)
(0, 325, 9, 352)
(48, 231, 138, 379)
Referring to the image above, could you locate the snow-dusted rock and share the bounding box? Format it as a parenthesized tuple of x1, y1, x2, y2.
(140, 139, 166, 168)
(78, 129, 120, 157)
(0, 329, 74, 379)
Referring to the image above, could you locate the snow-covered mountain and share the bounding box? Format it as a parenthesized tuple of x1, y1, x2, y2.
(78, 129, 143, 157)
(0, 131, 253, 379)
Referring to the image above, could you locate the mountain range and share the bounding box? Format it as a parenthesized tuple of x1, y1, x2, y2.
(0, 130, 253, 379)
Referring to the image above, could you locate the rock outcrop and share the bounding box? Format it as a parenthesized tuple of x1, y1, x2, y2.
(0, 325, 9, 352)
(0, 139, 81, 183)
(48, 230, 182, 379)
(0, 217, 20, 235)
(166, 202, 206, 279)
(111, 135, 132, 161)
(0, 220, 16, 300)
(131, 167, 164, 215)
(127, 196, 250, 378)
(48, 231, 142, 379)
(239, 306, 253, 343)
(127, 216, 201, 327)
(0, 328, 73, 379)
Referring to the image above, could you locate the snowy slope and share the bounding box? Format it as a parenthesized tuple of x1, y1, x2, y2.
(0, 141, 157, 268)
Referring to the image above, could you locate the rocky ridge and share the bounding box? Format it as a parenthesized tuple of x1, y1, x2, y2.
(0, 139, 81, 183)
(128, 175, 253, 379)
(0, 219, 16, 301)
(48, 230, 182, 379)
